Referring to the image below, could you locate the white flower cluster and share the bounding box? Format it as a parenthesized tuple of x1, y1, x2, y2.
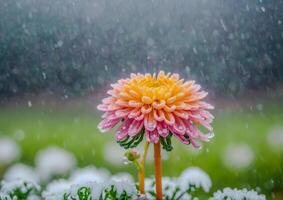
(211, 187, 266, 200)
(43, 178, 136, 200)
(178, 167, 212, 193)
(0, 140, 267, 200)
(0, 179, 40, 200)
(41, 165, 135, 200)
(145, 167, 212, 200)
(4, 164, 40, 184)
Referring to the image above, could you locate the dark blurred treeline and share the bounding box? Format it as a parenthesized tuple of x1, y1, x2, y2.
(0, 0, 282, 97)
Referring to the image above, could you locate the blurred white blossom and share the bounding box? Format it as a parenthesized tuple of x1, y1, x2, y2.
(35, 146, 77, 181)
(0, 180, 40, 199)
(0, 137, 21, 166)
(222, 144, 254, 170)
(178, 167, 212, 192)
(69, 166, 110, 184)
(4, 163, 39, 184)
(267, 126, 283, 149)
(111, 172, 135, 183)
(211, 187, 266, 200)
(103, 142, 126, 166)
(42, 179, 71, 200)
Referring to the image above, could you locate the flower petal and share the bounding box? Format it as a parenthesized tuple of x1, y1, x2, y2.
(144, 112, 157, 131)
(146, 129, 159, 143)
(128, 120, 144, 136)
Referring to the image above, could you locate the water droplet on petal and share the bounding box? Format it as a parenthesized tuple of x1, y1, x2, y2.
(196, 145, 203, 150)
(207, 132, 215, 139)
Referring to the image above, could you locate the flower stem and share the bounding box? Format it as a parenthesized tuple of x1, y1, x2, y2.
(154, 141, 162, 200)
(138, 141, 150, 194)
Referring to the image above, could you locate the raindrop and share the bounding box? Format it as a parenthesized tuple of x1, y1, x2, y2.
(220, 19, 228, 31)
(28, 101, 32, 107)
(207, 132, 215, 139)
(260, 7, 266, 12)
(185, 66, 190, 73)
(196, 145, 202, 150)
(147, 123, 155, 130)
(42, 72, 47, 79)
(123, 157, 129, 165)
(55, 40, 63, 48)
(245, 123, 249, 129)
(256, 104, 263, 111)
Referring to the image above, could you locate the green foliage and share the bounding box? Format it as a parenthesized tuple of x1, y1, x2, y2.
(103, 185, 132, 200)
(118, 130, 144, 149)
(160, 133, 173, 151)
(64, 187, 92, 200)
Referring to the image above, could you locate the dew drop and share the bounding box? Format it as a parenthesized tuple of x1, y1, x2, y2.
(207, 132, 215, 139)
(123, 157, 129, 165)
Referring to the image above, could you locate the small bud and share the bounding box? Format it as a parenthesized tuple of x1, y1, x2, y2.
(124, 149, 140, 162)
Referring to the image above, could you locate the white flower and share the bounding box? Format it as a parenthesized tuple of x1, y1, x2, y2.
(3, 163, 40, 184)
(111, 172, 134, 183)
(0, 192, 11, 200)
(178, 167, 212, 192)
(223, 144, 254, 170)
(27, 195, 41, 200)
(91, 182, 106, 200)
(145, 177, 192, 200)
(42, 179, 71, 200)
(267, 126, 283, 149)
(35, 146, 77, 181)
(64, 182, 104, 200)
(211, 187, 266, 200)
(163, 177, 191, 199)
(103, 142, 127, 166)
(106, 179, 136, 196)
(145, 178, 155, 196)
(0, 180, 40, 199)
(0, 138, 21, 166)
(69, 166, 110, 184)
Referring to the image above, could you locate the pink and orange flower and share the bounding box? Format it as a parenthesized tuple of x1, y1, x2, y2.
(97, 71, 214, 148)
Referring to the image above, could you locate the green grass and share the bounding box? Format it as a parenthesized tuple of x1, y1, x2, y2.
(0, 103, 282, 198)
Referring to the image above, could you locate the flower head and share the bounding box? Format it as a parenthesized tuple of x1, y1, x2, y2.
(97, 71, 214, 149)
(211, 188, 266, 200)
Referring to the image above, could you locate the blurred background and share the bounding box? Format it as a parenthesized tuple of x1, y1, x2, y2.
(0, 0, 282, 199)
